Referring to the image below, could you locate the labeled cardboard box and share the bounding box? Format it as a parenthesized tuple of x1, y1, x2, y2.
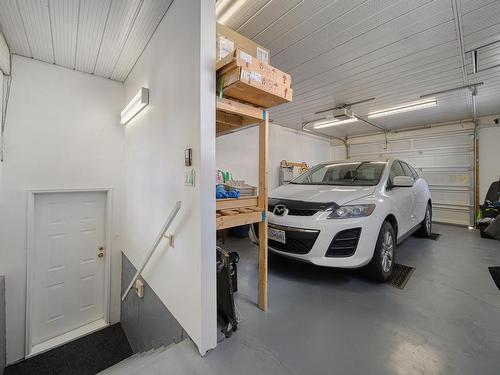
(218, 65, 293, 108)
(217, 49, 291, 88)
(216, 22, 270, 64)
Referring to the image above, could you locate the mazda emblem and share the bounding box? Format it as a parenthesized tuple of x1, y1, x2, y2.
(273, 204, 288, 216)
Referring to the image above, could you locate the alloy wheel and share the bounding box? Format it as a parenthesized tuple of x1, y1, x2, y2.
(381, 231, 394, 273)
(425, 207, 432, 234)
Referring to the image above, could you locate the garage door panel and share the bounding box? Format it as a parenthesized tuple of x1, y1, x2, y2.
(433, 205, 472, 226)
(429, 188, 472, 207)
(412, 133, 473, 150)
(421, 171, 472, 188)
(347, 124, 475, 225)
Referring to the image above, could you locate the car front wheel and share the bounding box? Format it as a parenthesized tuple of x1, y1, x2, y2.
(366, 221, 395, 282)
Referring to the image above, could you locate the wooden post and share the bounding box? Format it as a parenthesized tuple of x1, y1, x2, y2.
(258, 111, 269, 311)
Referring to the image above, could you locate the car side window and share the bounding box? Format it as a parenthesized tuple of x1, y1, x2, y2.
(388, 161, 405, 187)
(408, 164, 419, 179)
(400, 162, 415, 180)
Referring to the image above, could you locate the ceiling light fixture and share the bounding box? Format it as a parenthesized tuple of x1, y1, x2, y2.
(367, 99, 437, 119)
(121, 88, 149, 125)
(313, 118, 358, 129)
(216, 0, 248, 24)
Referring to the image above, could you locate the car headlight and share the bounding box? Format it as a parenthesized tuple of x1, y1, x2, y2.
(327, 204, 375, 219)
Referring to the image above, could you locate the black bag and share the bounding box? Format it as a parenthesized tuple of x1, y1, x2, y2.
(217, 247, 239, 337)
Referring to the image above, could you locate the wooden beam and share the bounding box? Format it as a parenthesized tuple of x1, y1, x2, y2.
(216, 196, 258, 211)
(216, 97, 263, 122)
(216, 210, 263, 230)
(258, 111, 269, 311)
(216, 111, 242, 127)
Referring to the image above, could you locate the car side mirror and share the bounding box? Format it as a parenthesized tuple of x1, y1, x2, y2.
(392, 176, 414, 187)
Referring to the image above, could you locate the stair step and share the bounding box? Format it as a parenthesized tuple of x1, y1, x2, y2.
(98, 353, 141, 374)
(97, 343, 179, 374)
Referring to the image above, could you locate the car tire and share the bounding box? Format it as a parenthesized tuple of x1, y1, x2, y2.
(418, 203, 432, 238)
(366, 221, 396, 282)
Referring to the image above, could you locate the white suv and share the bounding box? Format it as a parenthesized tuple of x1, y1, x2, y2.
(252, 159, 432, 281)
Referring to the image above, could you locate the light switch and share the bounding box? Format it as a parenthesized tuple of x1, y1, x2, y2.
(185, 168, 195, 186)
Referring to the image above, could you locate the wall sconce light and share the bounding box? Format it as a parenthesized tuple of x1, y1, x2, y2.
(121, 87, 149, 125)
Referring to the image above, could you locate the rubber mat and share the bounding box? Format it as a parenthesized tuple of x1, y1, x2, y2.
(429, 233, 441, 240)
(488, 267, 500, 290)
(4, 323, 132, 375)
(388, 264, 415, 289)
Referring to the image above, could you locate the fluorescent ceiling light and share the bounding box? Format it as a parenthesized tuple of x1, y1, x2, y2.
(367, 99, 437, 119)
(216, 0, 248, 24)
(121, 87, 149, 125)
(313, 118, 358, 129)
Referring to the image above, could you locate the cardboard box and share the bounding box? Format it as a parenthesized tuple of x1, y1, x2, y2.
(217, 22, 270, 64)
(218, 66, 293, 108)
(217, 50, 291, 88)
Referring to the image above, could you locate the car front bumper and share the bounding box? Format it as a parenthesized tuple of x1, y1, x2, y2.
(255, 211, 384, 268)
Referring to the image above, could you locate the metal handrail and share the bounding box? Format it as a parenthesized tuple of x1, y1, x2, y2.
(122, 201, 182, 301)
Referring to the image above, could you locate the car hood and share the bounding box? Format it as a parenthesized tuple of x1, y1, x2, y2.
(270, 184, 376, 206)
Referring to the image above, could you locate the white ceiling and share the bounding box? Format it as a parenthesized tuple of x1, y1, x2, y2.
(0, 0, 174, 82)
(220, 0, 500, 138)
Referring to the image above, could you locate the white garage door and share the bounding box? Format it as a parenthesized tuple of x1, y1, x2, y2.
(347, 122, 475, 226)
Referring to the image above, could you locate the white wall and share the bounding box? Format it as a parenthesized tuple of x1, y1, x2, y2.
(0, 56, 124, 363)
(479, 126, 500, 200)
(121, 0, 216, 355)
(217, 124, 332, 189)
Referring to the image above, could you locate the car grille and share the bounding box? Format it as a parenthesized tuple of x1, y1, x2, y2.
(268, 198, 338, 217)
(325, 228, 361, 257)
(253, 224, 320, 255)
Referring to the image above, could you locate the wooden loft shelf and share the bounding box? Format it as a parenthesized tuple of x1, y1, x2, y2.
(216, 97, 264, 136)
(216, 196, 258, 211)
(216, 196, 263, 230)
(216, 209, 264, 230)
(214, 92, 269, 311)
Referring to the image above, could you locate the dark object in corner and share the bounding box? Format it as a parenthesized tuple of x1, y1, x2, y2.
(488, 267, 500, 290)
(217, 247, 239, 338)
(484, 217, 500, 240)
(479, 179, 500, 239)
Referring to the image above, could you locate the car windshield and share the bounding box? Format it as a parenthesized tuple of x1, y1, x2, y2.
(291, 161, 386, 186)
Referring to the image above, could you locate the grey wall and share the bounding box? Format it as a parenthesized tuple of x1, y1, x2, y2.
(1, 276, 5, 375)
(121, 254, 185, 353)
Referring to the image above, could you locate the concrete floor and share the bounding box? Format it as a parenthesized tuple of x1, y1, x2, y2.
(152, 224, 500, 374)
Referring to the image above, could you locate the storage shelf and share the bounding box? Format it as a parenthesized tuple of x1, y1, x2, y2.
(216, 97, 264, 136)
(216, 196, 258, 211)
(216, 210, 264, 230)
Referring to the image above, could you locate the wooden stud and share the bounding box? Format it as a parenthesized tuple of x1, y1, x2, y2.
(257, 111, 269, 311)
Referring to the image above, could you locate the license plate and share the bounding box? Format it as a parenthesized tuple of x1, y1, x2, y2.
(268, 227, 286, 244)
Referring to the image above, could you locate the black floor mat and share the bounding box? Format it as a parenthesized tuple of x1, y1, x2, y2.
(388, 264, 415, 289)
(488, 267, 500, 290)
(429, 233, 441, 240)
(5, 323, 132, 375)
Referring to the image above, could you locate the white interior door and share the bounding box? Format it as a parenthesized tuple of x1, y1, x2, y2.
(31, 191, 107, 348)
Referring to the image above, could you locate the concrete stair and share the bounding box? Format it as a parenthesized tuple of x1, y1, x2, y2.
(97, 342, 177, 374)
